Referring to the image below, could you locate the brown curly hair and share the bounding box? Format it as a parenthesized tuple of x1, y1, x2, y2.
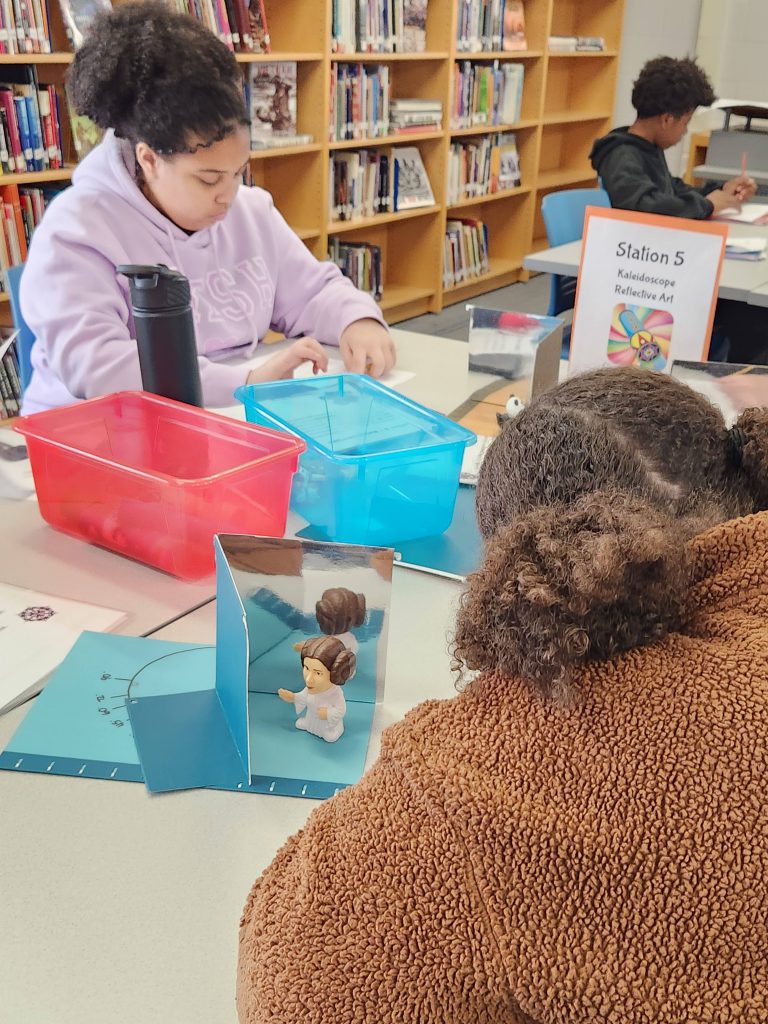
(631, 56, 716, 119)
(454, 367, 768, 697)
(298, 636, 356, 687)
(68, 2, 249, 154)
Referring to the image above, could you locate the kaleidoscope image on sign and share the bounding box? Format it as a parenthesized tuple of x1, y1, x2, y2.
(607, 304, 673, 370)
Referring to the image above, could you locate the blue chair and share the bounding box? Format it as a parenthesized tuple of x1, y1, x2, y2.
(6, 263, 34, 393)
(540, 187, 611, 356)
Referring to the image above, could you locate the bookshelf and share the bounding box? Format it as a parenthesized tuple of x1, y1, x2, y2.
(0, 0, 625, 331)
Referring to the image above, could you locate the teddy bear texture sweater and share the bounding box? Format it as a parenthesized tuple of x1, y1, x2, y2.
(237, 512, 768, 1023)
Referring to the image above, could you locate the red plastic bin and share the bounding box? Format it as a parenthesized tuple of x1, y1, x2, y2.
(14, 392, 306, 580)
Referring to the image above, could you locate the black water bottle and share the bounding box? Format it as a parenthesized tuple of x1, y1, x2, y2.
(118, 264, 203, 407)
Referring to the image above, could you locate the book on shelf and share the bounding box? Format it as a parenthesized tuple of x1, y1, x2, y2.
(492, 131, 520, 190)
(402, 0, 427, 52)
(248, 63, 300, 147)
(502, 0, 526, 51)
(0, 0, 54, 54)
(447, 131, 520, 203)
(0, 67, 65, 175)
(329, 238, 383, 300)
(444, 216, 489, 287)
(329, 63, 391, 141)
(576, 36, 605, 52)
(0, 183, 60, 274)
(0, 327, 21, 420)
(246, 0, 271, 52)
(330, 149, 391, 220)
(331, 0, 429, 55)
(456, 0, 505, 52)
(250, 133, 314, 150)
(549, 35, 605, 53)
(166, 0, 270, 53)
(451, 60, 523, 129)
(390, 97, 442, 133)
(57, 0, 112, 50)
(393, 145, 434, 210)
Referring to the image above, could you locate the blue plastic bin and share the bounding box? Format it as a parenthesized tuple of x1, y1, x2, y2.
(235, 374, 476, 546)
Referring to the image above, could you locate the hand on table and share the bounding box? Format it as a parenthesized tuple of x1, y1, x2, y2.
(246, 338, 328, 385)
(339, 318, 396, 378)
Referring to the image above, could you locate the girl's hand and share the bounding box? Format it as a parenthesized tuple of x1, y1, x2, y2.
(339, 318, 396, 378)
(277, 688, 295, 703)
(318, 707, 328, 721)
(247, 338, 329, 385)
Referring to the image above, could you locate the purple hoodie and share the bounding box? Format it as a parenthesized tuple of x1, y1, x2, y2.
(20, 131, 385, 413)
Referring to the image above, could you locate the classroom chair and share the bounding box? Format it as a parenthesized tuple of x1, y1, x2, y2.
(540, 187, 611, 356)
(6, 263, 34, 394)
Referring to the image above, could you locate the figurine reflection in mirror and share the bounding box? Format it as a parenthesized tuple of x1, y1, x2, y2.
(278, 636, 355, 743)
(316, 587, 365, 656)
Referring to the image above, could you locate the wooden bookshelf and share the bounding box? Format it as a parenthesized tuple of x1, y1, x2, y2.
(0, 0, 625, 331)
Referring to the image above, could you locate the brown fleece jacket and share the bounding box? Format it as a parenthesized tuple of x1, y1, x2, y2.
(237, 512, 768, 1023)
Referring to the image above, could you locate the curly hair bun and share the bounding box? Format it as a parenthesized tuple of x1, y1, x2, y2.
(453, 490, 691, 694)
(67, 2, 246, 152)
(733, 407, 768, 510)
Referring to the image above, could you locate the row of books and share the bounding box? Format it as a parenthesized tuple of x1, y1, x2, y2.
(166, 0, 270, 53)
(330, 64, 392, 141)
(548, 35, 605, 53)
(390, 97, 441, 133)
(450, 60, 523, 130)
(246, 62, 314, 150)
(329, 144, 434, 220)
(0, 0, 53, 54)
(328, 239, 383, 299)
(456, 0, 527, 52)
(332, 0, 427, 54)
(0, 183, 55, 275)
(447, 132, 520, 203)
(444, 216, 489, 287)
(0, 70, 64, 174)
(0, 330, 21, 419)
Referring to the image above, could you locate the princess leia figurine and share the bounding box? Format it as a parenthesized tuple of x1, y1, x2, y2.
(278, 636, 356, 743)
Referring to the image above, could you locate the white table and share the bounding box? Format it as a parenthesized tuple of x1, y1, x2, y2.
(0, 329, 480, 1024)
(523, 221, 768, 303)
(748, 281, 768, 308)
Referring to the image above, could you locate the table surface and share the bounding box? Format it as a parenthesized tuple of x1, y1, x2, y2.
(523, 220, 768, 303)
(0, 328, 483, 1024)
(748, 280, 768, 308)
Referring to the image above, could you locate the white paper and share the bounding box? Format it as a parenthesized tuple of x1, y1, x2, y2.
(716, 203, 768, 224)
(0, 584, 126, 714)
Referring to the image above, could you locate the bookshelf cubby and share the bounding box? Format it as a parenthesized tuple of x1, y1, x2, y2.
(0, 0, 625, 327)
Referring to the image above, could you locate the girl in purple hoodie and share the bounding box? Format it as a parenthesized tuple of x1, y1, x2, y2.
(20, 3, 395, 414)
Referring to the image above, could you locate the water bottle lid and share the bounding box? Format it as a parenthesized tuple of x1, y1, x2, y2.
(117, 264, 191, 312)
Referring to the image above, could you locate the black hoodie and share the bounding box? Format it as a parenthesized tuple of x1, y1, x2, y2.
(590, 127, 717, 220)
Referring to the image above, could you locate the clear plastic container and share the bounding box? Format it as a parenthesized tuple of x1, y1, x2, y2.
(14, 392, 306, 579)
(235, 374, 476, 546)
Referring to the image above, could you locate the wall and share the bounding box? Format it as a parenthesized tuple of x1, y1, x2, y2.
(694, 0, 768, 134)
(612, 0, 703, 174)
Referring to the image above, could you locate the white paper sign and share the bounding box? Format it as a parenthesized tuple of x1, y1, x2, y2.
(569, 207, 728, 377)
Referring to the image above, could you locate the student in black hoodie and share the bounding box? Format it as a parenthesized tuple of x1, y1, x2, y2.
(590, 57, 755, 219)
(590, 56, 766, 363)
